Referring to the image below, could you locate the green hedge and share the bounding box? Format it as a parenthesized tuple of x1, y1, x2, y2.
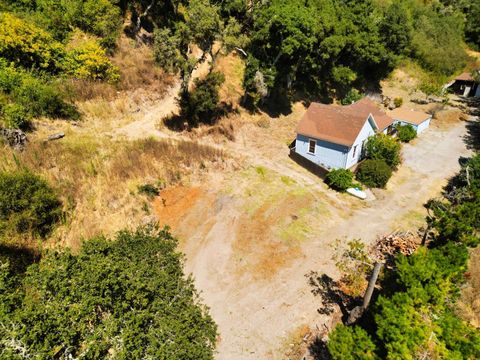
(356, 159, 392, 188)
(325, 168, 354, 191)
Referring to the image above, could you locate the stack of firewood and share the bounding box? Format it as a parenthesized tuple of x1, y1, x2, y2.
(371, 231, 420, 264)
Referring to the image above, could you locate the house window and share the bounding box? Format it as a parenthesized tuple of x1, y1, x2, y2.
(308, 139, 316, 154)
(353, 145, 357, 158)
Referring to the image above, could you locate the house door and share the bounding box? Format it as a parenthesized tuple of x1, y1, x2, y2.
(464, 86, 471, 96)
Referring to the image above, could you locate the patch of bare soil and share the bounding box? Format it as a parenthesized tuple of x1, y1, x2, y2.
(234, 193, 312, 280)
(154, 186, 204, 230)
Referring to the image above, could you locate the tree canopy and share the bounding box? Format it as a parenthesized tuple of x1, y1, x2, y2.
(0, 226, 217, 359)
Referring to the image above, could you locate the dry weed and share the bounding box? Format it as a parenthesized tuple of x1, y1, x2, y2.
(457, 248, 480, 327)
(0, 136, 224, 249)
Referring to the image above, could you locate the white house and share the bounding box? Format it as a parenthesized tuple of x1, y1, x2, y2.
(294, 98, 395, 170)
(388, 108, 431, 134)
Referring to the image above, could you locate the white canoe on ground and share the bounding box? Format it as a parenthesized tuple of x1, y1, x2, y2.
(347, 187, 367, 200)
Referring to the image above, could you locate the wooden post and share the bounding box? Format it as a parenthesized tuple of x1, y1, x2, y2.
(346, 262, 383, 325)
(362, 262, 382, 310)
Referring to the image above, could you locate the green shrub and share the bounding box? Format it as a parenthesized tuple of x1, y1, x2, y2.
(394, 97, 403, 108)
(1, 103, 31, 130)
(138, 183, 160, 198)
(78, 0, 122, 50)
(328, 324, 377, 360)
(365, 134, 401, 169)
(356, 159, 392, 188)
(14, 77, 79, 119)
(325, 169, 354, 191)
(0, 61, 23, 93)
(341, 88, 362, 105)
(0, 171, 62, 238)
(63, 39, 120, 82)
(179, 71, 225, 127)
(0, 13, 65, 72)
(396, 124, 416, 143)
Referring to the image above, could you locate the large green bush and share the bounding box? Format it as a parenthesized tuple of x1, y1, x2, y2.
(1, 103, 31, 130)
(327, 324, 377, 360)
(13, 76, 79, 119)
(396, 124, 417, 143)
(63, 39, 120, 82)
(356, 159, 392, 188)
(0, 226, 217, 358)
(0, 12, 65, 72)
(325, 168, 353, 191)
(179, 71, 225, 127)
(365, 134, 401, 169)
(0, 171, 62, 238)
(0, 59, 79, 120)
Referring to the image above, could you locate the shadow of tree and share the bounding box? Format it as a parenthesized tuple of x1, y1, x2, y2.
(163, 102, 236, 131)
(0, 244, 39, 277)
(308, 336, 333, 360)
(464, 120, 480, 151)
(306, 271, 359, 321)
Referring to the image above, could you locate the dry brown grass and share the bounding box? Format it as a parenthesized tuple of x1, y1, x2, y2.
(215, 52, 245, 106)
(432, 108, 463, 129)
(112, 36, 174, 93)
(66, 35, 174, 103)
(457, 247, 480, 327)
(0, 136, 225, 250)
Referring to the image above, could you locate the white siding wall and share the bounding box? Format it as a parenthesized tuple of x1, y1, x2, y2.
(394, 117, 431, 134)
(295, 134, 349, 169)
(345, 118, 376, 168)
(416, 117, 431, 134)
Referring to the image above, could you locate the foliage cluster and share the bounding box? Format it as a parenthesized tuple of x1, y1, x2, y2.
(325, 168, 353, 192)
(396, 124, 417, 143)
(242, 0, 468, 107)
(179, 71, 225, 127)
(0, 9, 120, 127)
(327, 154, 480, 359)
(356, 159, 392, 189)
(0, 60, 79, 128)
(364, 134, 402, 169)
(0, 226, 217, 358)
(0, 170, 61, 239)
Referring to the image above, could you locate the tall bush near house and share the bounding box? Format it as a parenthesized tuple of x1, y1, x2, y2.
(356, 159, 392, 188)
(325, 169, 353, 192)
(0, 171, 62, 238)
(341, 89, 362, 105)
(396, 124, 416, 143)
(365, 134, 401, 169)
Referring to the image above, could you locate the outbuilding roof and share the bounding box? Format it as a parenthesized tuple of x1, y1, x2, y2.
(296, 98, 394, 147)
(388, 108, 431, 125)
(455, 72, 475, 82)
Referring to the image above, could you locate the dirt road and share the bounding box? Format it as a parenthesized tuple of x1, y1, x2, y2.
(178, 120, 472, 359)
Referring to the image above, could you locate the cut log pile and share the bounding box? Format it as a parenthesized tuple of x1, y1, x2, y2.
(371, 230, 420, 265)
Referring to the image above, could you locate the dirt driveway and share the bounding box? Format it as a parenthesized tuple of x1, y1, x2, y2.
(170, 119, 472, 359)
